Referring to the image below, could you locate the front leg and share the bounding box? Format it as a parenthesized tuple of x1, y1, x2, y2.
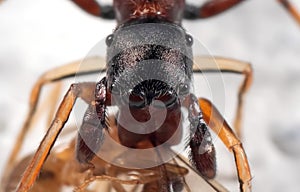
(193, 56, 253, 138)
(199, 98, 252, 192)
(4, 57, 106, 179)
(188, 94, 216, 179)
(16, 82, 96, 191)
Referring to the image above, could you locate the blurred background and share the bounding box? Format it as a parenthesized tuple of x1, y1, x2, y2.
(0, 0, 300, 191)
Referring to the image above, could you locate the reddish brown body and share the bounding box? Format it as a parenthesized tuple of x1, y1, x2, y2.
(113, 0, 185, 24)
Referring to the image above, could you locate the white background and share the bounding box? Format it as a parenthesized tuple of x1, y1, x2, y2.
(1, 0, 300, 191)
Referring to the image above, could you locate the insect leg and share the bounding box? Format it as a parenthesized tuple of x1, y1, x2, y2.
(199, 98, 252, 192)
(193, 56, 253, 138)
(278, 0, 300, 25)
(16, 82, 96, 192)
(184, 0, 246, 19)
(188, 94, 216, 179)
(70, 0, 115, 19)
(4, 57, 106, 178)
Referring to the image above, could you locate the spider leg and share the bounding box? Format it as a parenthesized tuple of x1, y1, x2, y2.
(70, 0, 115, 19)
(193, 56, 253, 138)
(16, 82, 96, 192)
(184, 0, 246, 19)
(4, 57, 105, 178)
(23, 82, 63, 135)
(199, 98, 252, 192)
(278, 0, 300, 25)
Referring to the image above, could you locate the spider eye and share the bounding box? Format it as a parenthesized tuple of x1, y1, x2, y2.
(185, 34, 193, 46)
(178, 83, 189, 96)
(106, 34, 114, 46)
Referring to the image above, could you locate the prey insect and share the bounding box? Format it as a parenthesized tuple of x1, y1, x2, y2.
(13, 0, 300, 191)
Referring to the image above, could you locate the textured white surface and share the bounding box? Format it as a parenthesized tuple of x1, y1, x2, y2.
(1, 0, 300, 191)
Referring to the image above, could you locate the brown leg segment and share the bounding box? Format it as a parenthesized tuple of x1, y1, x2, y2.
(184, 0, 246, 19)
(199, 98, 252, 192)
(16, 82, 96, 192)
(278, 0, 300, 25)
(193, 56, 253, 138)
(3, 57, 105, 186)
(70, 0, 115, 19)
